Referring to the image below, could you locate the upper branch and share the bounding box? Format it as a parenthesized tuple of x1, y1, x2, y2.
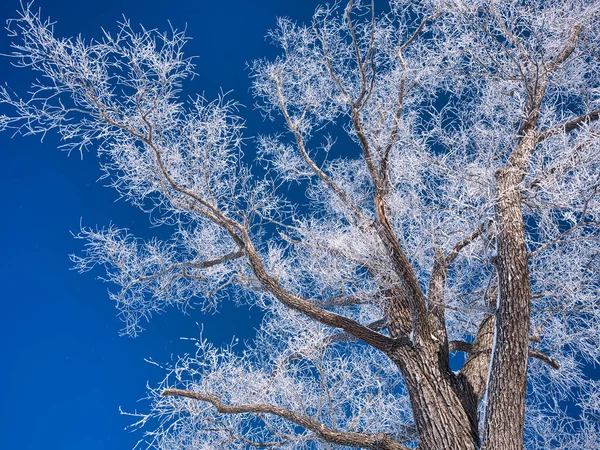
(537, 109, 600, 143)
(345, 0, 376, 110)
(546, 23, 584, 72)
(273, 76, 364, 221)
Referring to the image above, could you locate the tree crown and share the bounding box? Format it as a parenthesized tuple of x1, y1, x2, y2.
(1, 1, 599, 448)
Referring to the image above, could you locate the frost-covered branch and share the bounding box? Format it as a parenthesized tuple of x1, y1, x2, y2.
(538, 109, 600, 143)
(161, 388, 411, 450)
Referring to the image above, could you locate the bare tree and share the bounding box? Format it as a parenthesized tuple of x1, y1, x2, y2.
(2, 1, 600, 449)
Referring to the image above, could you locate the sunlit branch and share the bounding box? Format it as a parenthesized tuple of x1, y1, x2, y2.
(546, 22, 584, 72)
(456, 315, 495, 407)
(313, 25, 350, 101)
(528, 134, 598, 189)
(345, 0, 375, 109)
(537, 109, 600, 143)
(529, 179, 600, 258)
(273, 76, 364, 221)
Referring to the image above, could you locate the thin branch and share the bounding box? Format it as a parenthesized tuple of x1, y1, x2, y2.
(399, 11, 441, 53)
(346, 0, 369, 107)
(445, 223, 486, 266)
(136, 249, 245, 283)
(529, 180, 600, 258)
(273, 76, 364, 221)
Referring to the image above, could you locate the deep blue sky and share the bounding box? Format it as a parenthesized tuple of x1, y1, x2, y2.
(0, 1, 323, 448)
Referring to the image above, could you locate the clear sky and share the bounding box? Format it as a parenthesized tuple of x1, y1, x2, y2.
(0, 1, 323, 448)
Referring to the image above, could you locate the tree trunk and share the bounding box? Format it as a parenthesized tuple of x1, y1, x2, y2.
(393, 348, 480, 450)
(482, 154, 533, 449)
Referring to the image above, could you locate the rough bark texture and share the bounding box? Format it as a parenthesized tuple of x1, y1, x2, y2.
(481, 132, 536, 450)
(392, 348, 480, 450)
(457, 314, 496, 417)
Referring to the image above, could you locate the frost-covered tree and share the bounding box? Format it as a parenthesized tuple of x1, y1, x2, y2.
(2, 1, 600, 449)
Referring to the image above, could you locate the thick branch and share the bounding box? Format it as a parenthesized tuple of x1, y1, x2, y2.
(383, 284, 413, 339)
(327, 318, 410, 348)
(427, 250, 449, 349)
(316, 294, 371, 309)
(457, 315, 495, 407)
(451, 340, 560, 369)
(374, 196, 431, 346)
(537, 109, 600, 143)
(427, 225, 485, 354)
(242, 234, 397, 354)
(161, 389, 410, 450)
(546, 23, 584, 72)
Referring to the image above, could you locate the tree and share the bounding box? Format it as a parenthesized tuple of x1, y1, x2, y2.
(1, 0, 599, 448)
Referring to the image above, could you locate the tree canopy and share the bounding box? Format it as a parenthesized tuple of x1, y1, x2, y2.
(1, 1, 600, 449)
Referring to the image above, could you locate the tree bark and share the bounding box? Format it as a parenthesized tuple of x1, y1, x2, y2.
(482, 133, 537, 449)
(392, 348, 480, 450)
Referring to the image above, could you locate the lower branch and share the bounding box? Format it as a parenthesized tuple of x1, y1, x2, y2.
(161, 388, 410, 450)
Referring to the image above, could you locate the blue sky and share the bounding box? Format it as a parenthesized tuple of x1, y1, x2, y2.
(0, 1, 323, 448)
